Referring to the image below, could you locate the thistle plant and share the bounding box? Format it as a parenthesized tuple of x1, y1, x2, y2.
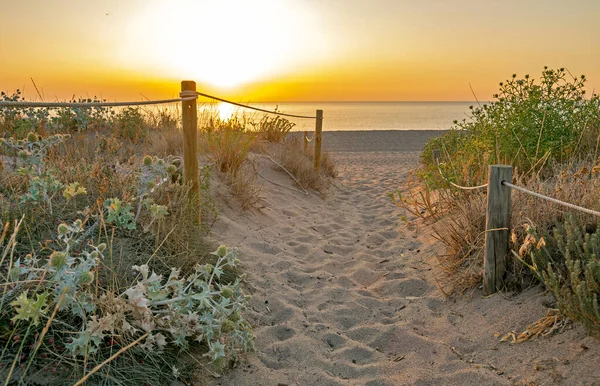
(134, 155, 179, 221)
(51, 97, 114, 132)
(1, 218, 253, 384)
(0, 90, 50, 136)
(104, 198, 136, 230)
(0, 132, 70, 213)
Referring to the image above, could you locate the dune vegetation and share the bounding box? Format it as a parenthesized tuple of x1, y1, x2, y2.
(394, 67, 600, 335)
(0, 93, 334, 385)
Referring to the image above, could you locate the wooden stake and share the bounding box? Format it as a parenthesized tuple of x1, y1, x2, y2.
(483, 165, 513, 295)
(181, 81, 200, 224)
(314, 110, 323, 172)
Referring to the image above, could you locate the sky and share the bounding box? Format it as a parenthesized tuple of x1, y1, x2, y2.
(1, 0, 599, 102)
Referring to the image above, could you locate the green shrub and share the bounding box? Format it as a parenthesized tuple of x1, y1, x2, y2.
(114, 107, 147, 142)
(423, 68, 600, 188)
(520, 216, 600, 334)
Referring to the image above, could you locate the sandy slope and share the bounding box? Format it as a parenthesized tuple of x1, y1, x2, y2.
(208, 131, 599, 386)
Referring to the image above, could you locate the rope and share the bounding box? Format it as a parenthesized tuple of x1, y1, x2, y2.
(502, 180, 600, 217)
(305, 134, 314, 142)
(448, 181, 488, 191)
(436, 166, 488, 191)
(0, 96, 197, 108)
(196, 92, 317, 119)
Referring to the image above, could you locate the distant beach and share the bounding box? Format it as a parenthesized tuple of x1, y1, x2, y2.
(321, 130, 445, 152)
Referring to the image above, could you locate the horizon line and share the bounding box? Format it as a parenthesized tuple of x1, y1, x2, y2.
(207, 100, 484, 104)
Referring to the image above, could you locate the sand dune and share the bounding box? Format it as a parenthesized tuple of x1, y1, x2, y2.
(208, 131, 599, 386)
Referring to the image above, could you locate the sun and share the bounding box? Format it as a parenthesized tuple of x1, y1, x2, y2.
(124, 0, 325, 90)
(218, 102, 236, 121)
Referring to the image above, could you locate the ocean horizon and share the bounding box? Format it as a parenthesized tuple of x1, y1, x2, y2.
(216, 101, 477, 132)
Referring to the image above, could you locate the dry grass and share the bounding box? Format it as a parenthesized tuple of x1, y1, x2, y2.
(253, 115, 295, 143)
(430, 191, 487, 295)
(227, 161, 264, 210)
(408, 157, 600, 296)
(200, 129, 255, 174)
(198, 114, 265, 210)
(271, 137, 337, 193)
(499, 309, 567, 344)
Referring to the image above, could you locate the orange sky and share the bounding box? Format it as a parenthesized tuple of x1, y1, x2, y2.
(1, 0, 599, 102)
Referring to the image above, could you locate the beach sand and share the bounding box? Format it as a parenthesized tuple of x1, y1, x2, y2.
(208, 130, 599, 385)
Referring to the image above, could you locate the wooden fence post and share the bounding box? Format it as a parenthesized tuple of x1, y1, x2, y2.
(303, 130, 309, 152)
(314, 110, 323, 172)
(483, 165, 513, 295)
(181, 80, 200, 224)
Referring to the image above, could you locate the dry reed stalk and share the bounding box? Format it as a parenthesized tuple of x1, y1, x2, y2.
(73, 332, 149, 386)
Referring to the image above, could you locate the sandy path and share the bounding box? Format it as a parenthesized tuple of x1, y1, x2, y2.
(209, 131, 599, 386)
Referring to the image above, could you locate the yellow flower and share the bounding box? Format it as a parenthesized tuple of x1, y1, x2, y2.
(536, 237, 546, 250)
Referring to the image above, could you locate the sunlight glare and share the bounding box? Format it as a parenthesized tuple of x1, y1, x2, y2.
(218, 102, 235, 121)
(125, 0, 328, 89)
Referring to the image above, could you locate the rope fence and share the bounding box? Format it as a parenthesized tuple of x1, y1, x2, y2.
(0, 80, 325, 224)
(501, 180, 600, 217)
(195, 91, 317, 119)
(432, 149, 488, 190)
(434, 145, 600, 295)
(0, 97, 197, 108)
(478, 164, 600, 296)
(448, 181, 488, 191)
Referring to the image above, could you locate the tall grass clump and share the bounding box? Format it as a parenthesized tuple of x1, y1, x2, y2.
(403, 68, 600, 320)
(254, 115, 295, 143)
(272, 136, 337, 193)
(201, 127, 255, 175)
(114, 107, 148, 143)
(199, 111, 269, 210)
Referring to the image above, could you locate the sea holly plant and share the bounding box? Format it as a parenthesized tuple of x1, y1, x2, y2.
(63, 182, 87, 200)
(120, 244, 255, 362)
(2, 217, 253, 383)
(142, 197, 169, 233)
(51, 97, 114, 132)
(0, 90, 51, 135)
(104, 197, 136, 230)
(134, 155, 180, 221)
(0, 132, 69, 167)
(0, 132, 70, 213)
(3, 220, 104, 355)
(102, 156, 179, 231)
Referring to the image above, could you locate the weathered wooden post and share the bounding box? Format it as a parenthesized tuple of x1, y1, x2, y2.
(303, 130, 309, 152)
(181, 80, 201, 224)
(483, 165, 513, 295)
(314, 109, 323, 172)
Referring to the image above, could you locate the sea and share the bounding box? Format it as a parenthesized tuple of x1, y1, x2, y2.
(224, 101, 475, 132)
